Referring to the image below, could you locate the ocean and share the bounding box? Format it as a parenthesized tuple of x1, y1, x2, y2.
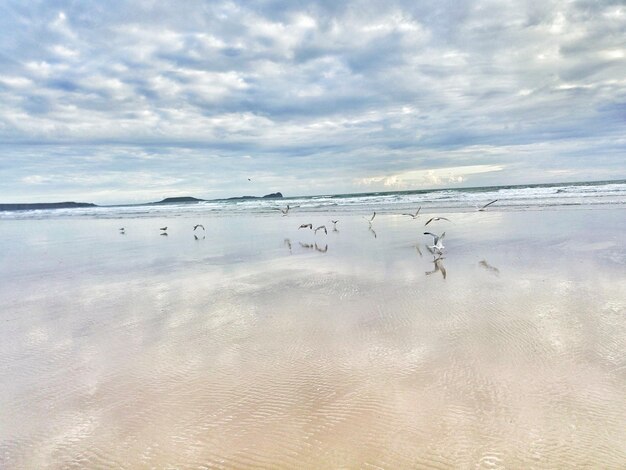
(1, 180, 625, 220)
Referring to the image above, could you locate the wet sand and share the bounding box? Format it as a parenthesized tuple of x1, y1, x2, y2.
(1, 208, 625, 468)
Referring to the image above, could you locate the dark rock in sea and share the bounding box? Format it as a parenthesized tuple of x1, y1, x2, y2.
(0, 202, 97, 211)
(153, 196, 205, 204)
(223, 192, 284, 201)
(262, 192, 283, 199)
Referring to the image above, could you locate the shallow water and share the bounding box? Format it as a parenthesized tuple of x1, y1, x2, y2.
(1, 208, 625, 468)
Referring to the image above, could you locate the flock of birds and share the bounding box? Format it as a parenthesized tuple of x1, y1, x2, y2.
(278, 199, 499, 279)
(117, 199, 499, 280)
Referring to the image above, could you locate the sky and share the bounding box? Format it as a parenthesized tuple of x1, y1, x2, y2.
(0, 0, 624, 204)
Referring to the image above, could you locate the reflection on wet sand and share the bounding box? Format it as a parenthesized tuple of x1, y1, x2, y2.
(480, 259, 500, 275)
(0, 209, 625, 468)
(426, 255, 447, 279)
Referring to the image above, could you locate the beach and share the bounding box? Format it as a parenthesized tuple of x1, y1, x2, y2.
(1, 207, 625, 468)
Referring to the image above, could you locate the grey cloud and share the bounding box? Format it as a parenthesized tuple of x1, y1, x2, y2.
(0, 0, 624, 203)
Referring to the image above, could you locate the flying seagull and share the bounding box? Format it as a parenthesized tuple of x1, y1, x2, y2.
(363, 211, 376, 226)
(331, 220, 339, 231)
(160, 227, 168, 231)
(402, 207, 421, 219)
(248, 178, 251, 181)
(478, 200, 498, 211)
(299, 223, 313, 230)
(424, 217, 450, 226)
(193, 224, 205, 231)
(315, 225, 327, 235)
(280, 205, 290, 216)
(424, 231, 445, 254)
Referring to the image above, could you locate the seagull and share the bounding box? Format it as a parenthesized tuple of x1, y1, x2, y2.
(363, 211, 376, 226)
(315, 243, 328, 253)
(193, 224, 205, 231)
(402, 207, 421, 219)
(160, 227, 168, 231)
(315, 225, 327, 235)
(299, 223, 312, 230)
(426, 256, 447, 279)
(331, 220, 339, 231)
(478, 199, 498, 211)
(424, 231, 445, 254)
(280, 205, 290, 216)
(424, 217, 450, 226)
(119, 227, 125, 234)
(119, 227, 125, 231)
(248, 178, 252, 181)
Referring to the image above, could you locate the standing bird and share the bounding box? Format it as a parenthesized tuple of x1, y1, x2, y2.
(315, 225, 327, 235)
(478, 200, 498, 211)
(299, 223, 313, 230)
(193, 224, 205, 231)
(402, 207, 421, 219)
(424, 232, 445, 254)
(424, 217, 450, 226)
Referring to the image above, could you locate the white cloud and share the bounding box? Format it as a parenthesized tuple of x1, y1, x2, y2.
(0, 0, 624, 203)
(357, 164, 505, 188)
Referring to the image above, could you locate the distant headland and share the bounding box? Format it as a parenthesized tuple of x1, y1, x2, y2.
(0, 192, 284, 211)
(0, 202, 97, 211)
(152, 192, 284, 204)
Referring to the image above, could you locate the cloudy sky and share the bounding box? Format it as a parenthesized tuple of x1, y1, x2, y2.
(0, 0, 624, 203)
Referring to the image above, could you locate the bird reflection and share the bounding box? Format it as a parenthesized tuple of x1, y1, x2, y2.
(315, 243, 328, 253)
(284, 238, 292, 253)
(368, 226, 377, 238)
(297, 242, 328, 253)
(414, 244, 423, 257)
(479, 259, 500, 275)
(194, 234, 205, 241)
(160, 232, 168, 236)
(426, 256, 446, 279)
